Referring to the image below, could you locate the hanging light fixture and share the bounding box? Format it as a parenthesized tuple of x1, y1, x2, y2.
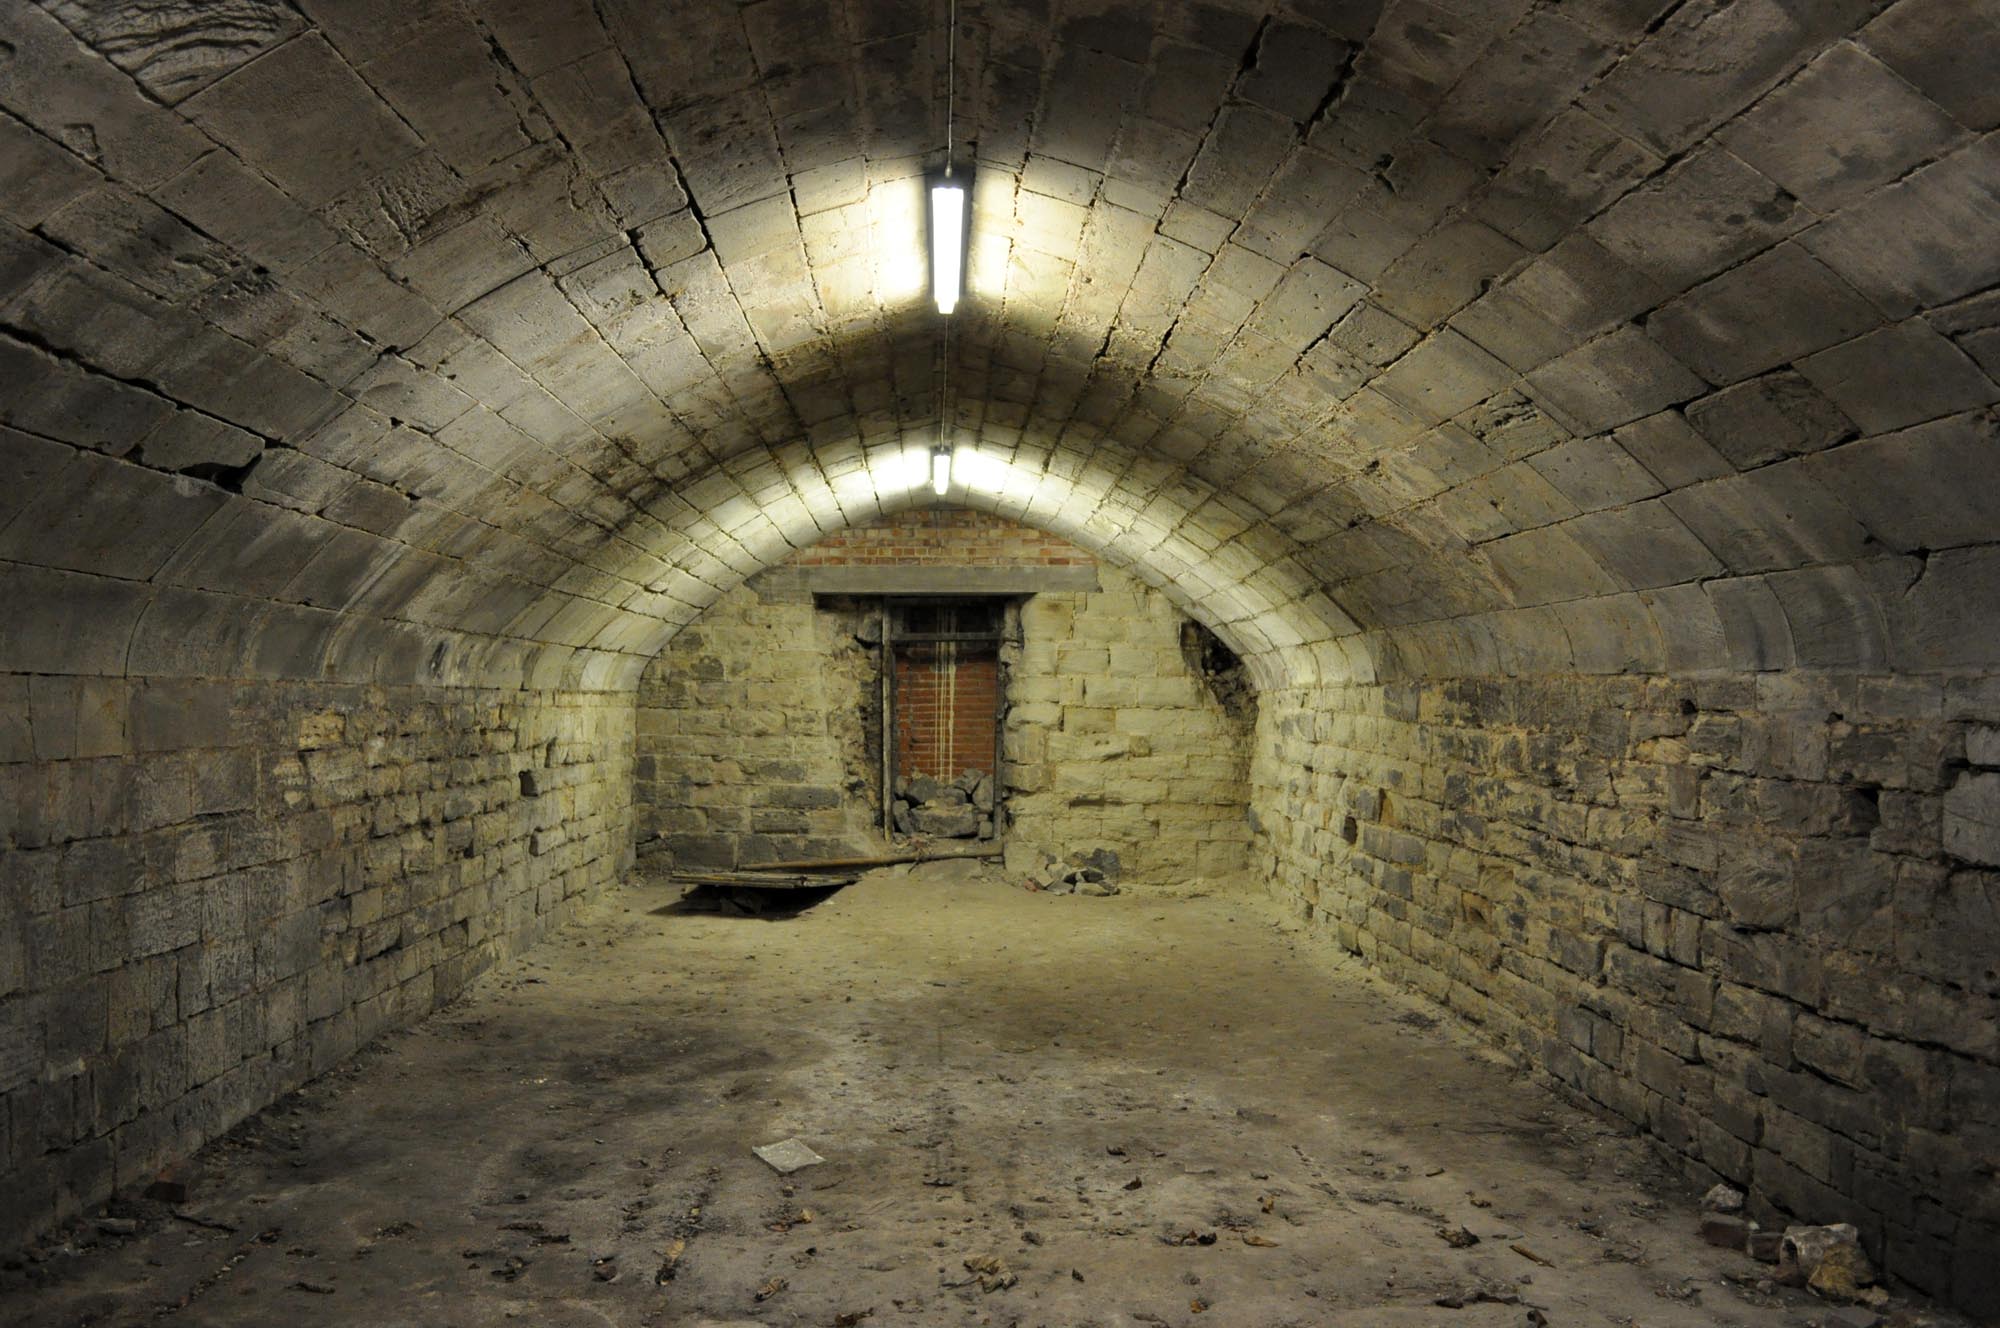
(929, 0, 962, 494)
(929, 174, 966, 315)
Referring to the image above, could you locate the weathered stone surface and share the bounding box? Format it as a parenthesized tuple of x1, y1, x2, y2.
(910, 804, 981, 837)
(0, 3, 1996, 1316)
(1942, 773, 2000, 867)
(43, 1, 304, 104)
(1252, 671, 2000, 1316)
(638, 514, 1251, 881)
(0, 678, 632, 1250)
(1684, 372, 1854, 470)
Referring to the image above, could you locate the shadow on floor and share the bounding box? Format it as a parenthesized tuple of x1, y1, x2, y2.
(649, 882, 849, 919)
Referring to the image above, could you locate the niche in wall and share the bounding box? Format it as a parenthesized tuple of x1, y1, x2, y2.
(884, 597, 1010, 843)
(634, 509, 1258, 881)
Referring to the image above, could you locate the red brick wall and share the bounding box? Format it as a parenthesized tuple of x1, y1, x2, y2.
(796, 506, 1094, 568)
(893, 643, 999, 783)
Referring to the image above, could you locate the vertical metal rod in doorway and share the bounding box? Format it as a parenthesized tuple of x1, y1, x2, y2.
(880, 601, 895, 838)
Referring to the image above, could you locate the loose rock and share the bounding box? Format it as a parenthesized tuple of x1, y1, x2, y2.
(1701, 1184, 1745, 1214)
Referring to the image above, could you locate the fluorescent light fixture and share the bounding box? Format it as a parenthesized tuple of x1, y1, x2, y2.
(931, 445, 953, 495)
(929, 177, 966, 314)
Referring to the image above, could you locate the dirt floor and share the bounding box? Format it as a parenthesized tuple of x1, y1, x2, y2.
(0, 863, 1954, 1327)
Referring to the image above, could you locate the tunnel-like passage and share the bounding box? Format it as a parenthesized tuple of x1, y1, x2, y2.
(1, 0, 1998, 1315)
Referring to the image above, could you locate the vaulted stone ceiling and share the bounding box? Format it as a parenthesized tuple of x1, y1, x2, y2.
(2, 0, 1996, 690)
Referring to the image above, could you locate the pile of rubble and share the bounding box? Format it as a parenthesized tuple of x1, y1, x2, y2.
(1697, 1185, 1924, 1325)
(1018, 848, 1122, 897)
(893, 770, 996, 840)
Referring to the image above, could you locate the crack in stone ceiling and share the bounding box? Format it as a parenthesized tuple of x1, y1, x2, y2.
(1, 0, 1997, 690)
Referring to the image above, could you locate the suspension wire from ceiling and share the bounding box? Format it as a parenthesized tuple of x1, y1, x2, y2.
(945, 0, 958, 173)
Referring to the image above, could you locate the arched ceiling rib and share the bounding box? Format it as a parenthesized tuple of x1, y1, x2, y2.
(1, 0, 1997, 692)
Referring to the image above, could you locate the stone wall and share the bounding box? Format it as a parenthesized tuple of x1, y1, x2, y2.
(636, 551, 1255, 882)
(0, 677, 633, 1245)
(1250, 672, 2000, 1312)
(1004, 567, 1255, 882)
(635, 579, 885, 867)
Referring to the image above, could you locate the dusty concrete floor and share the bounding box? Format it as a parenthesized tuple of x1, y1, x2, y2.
(0, 864, 1938, 1327)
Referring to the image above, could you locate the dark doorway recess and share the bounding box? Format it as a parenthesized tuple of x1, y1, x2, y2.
(885, 598, 1010, 842)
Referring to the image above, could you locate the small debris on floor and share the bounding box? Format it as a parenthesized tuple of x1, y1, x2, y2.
(959, 1255, 1016, 1292)
(1163, 1229, 1218, 1246)
(655, 1237, 686, 1284)
(1826, 1308, 1885, 1328)
(1434, 1285, 1521, 1308)
(753, 1138, 826, 1174)
(1017, 848, 1123, 895)
(766, 1208, 815, 1232)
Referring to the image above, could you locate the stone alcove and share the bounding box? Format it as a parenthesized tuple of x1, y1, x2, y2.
(634, 507, 1256, 882)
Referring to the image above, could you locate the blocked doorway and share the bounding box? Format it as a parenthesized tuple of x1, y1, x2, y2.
(884, 597, 1009, 842)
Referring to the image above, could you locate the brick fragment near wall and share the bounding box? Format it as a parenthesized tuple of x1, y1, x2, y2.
(0, 676, 633, 1245)
(1250, 672, 2000, 1311)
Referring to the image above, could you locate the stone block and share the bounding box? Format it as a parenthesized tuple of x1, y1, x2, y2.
(1803, 137, 2000, 317)
(1701, 1213, 1752, 1250)
(182, 35, 423, 206)
(1528, 437, 1666, 512)
(1808, 412, 2000, 555)
(1721, 41, 1967, 213)
(1648, 243, 1880, 387)
(1798, 323, 1999, 435)
(0, 435, 229, 582)
(0, 4, 211, 187)
(1906, 547, 2000, 670)
(1372, 330, 1514, 425)
(0, 114, 98, 230)
(1525, 326, 1705, 435)
(0, 564, 152, 678)
(1861, 0, 2000, 133)
(1584, 0, 1880, 154)
(1372, 218, 1527, 330)
(1664, 463, 1874, 575)
(1684, 372, 1855, 470)
(1565, 502, 1723, 589)
(1589, 142, 1808, 288)
(1942, 772, 2000, 866)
